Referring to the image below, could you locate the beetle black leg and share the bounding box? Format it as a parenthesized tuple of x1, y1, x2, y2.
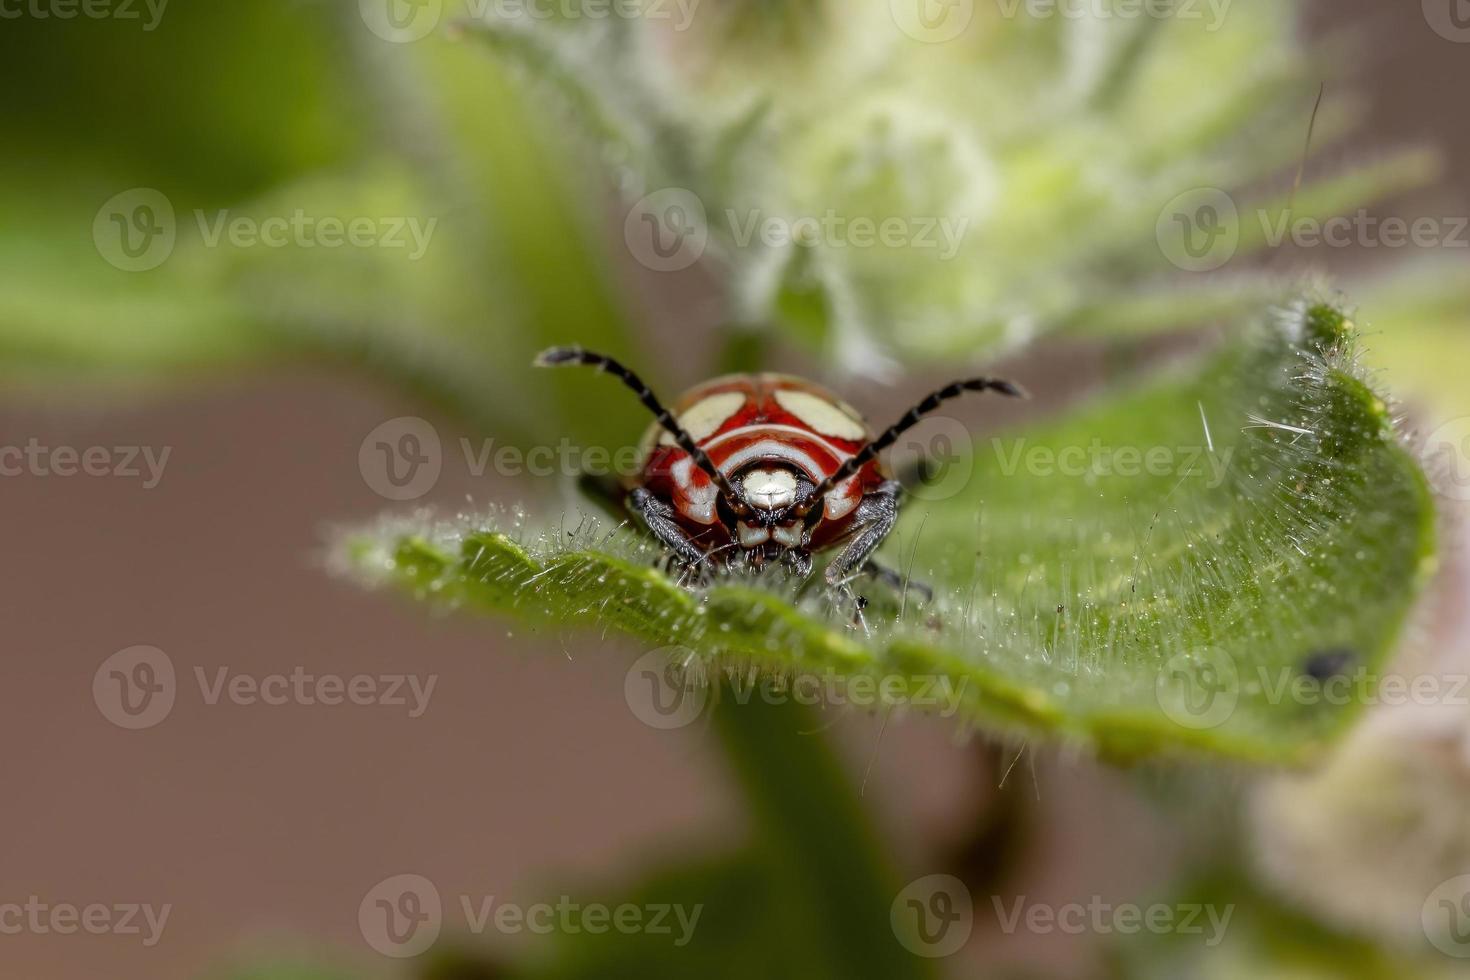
(824, 481, 902, 591)
(820, 481, 905, 634)
(628, 488, 709, 580)
(863, 560, 934, 605)
(778, 548, 815, 591)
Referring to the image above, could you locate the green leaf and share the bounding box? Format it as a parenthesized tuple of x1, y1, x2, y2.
(459, 2, 1440, 370)
(0, 0, 365, 382)
(335, 298, 1436, 763)
(1105, 872, 1465, 980)
(429, 696, 933, 980)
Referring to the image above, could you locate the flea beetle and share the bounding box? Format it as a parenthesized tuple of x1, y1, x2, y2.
(535, 347, 1023, 611)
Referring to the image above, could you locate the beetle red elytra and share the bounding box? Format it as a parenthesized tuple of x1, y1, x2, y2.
(535, 347, 1024, 610)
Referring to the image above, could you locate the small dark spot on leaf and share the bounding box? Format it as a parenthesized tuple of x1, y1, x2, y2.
(1303, 647, 1356, 681)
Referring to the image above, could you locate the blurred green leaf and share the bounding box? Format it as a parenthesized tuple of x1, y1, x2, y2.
(1106, 873, 1465, 980)
(336, 298, 1436, 763)
(0, 5, 644, 445)
(1357, 259, 1470, 419)
(462, 2, 1438, 370)
(429, 695, 931, 980)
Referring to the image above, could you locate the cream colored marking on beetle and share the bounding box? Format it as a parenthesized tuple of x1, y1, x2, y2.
(738, 523, 770, 548)
(705, 437, 833, 485)
(774, 389, 868, 441)
(771, 523, 804, 549)
(705, 426, 851, 467)
(658, 392, 747, 446)
(822, 475, 862, 520)
(671, 456, 719, 524)
(741, 468, 798, 510)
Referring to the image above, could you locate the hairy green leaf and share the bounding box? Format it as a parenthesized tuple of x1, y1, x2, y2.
(462, 2, 1439, 370)
(338, 299, 1436, 763)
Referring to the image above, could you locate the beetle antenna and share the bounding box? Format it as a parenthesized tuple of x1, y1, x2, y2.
(805, 376, 1027, 504)
(534, 346, 742, 501)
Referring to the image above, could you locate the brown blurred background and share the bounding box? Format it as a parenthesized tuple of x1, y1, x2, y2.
(2, 1, 1467, 977)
